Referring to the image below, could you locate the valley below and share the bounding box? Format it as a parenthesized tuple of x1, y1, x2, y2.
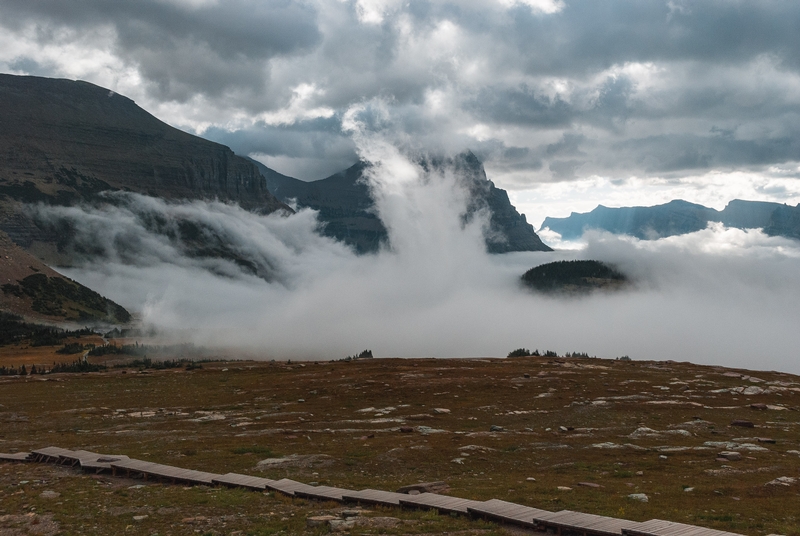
(1, 354, 799, 535)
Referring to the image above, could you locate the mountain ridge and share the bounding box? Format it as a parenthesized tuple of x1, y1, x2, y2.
(0, 73, 288, 253)
(254, 153, 552, 254)
(541, 198, 800, 241)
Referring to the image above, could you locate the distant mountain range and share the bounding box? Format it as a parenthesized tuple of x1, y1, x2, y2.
(541, 199, 800, 241)
(253, 152, 551, 254)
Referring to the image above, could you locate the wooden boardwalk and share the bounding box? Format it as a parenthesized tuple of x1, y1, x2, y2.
(532, 510, 643, 536)
(58, 450, 131, 473)
(266, 478, 320, 497)
(399, 492, 484, 514)
(623, 519, 746, 536)
(212, 473, 274, 491)
(0, 452, 30, 462)
(79, 455, 130, 473)
(30, 446, 75, 463)
(342, 488, 408, 507)
(110, 458, 220, 485)
(468, 498, 553, 528)
(294, 484, 352, 502)
(4, 446, 751, 536)
(60, 450, 105, 467)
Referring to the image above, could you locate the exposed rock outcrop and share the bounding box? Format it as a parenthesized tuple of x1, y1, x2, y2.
(258, 152, 552, 254)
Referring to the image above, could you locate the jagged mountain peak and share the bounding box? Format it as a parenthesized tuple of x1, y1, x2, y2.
(254, 151, 552, 254)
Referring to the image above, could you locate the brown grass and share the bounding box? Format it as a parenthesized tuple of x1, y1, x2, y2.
(1, 355, 799, 535)
(0, 335, 105, 367)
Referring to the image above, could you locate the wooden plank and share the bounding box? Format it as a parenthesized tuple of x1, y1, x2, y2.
(108, 459, 219, 485)
(212, 473, 274, 491)
(532, 510, 642, 536)
(31, 446, 74, 463)
(623, 519, 745, 536)
(110, 459, 149, 471)
(0, 452, 31, 462)
(399, 493, 484, 515)
(342, 488, 407, 506)
(60, 450, 104, 466)
(266, 478, 318, 497)
(180, 470, 220, 485)
(468, 498, 552, 528)
(294, 485, 353, 502)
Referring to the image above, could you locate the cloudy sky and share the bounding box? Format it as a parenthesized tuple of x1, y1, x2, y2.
(2, 0, 800, 225)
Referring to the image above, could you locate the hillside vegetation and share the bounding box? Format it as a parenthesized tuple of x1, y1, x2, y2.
(521, 260, 628, 294)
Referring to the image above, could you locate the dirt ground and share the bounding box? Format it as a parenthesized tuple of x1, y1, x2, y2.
(1, 355, 799, 535)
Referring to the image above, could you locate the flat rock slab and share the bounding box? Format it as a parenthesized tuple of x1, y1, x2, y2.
(730, 420, 755, 428)
(307, 515, 338, 527)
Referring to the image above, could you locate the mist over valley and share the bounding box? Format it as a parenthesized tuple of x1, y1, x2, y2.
(0, 74, 798, 373)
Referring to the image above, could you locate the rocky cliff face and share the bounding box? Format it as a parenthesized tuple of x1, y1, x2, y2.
(0, 74, 287, 248)
(764, 203, 800, 240)
(257, 152, 552, 254)
(449, 152, 551, 253)
(257, 160, 387, 254)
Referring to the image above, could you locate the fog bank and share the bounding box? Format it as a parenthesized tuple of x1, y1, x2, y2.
(35, 142, 800, 374)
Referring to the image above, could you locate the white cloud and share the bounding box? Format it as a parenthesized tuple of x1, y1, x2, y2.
(256, 83, 335, 126)
(496, 0, 564, 15)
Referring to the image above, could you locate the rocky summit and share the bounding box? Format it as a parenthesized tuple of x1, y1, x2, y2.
(258, 152, 552, 254)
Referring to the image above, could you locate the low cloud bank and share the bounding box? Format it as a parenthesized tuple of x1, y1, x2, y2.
(34, 146, 800, 374)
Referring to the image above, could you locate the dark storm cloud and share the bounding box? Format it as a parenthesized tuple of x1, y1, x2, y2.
(505, 0, 800, 74)
(610, 131, 800, 174)
(2, 0, 800, 184)
(469, 85, 575, 128)
(0, 0, 320, 100)
(205, 117, 351, 158)
(203, 117, 358, 179)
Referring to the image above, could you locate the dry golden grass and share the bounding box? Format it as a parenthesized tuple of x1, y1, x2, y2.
(0, 335, 105, 367)
(1, 354, 799, 535)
